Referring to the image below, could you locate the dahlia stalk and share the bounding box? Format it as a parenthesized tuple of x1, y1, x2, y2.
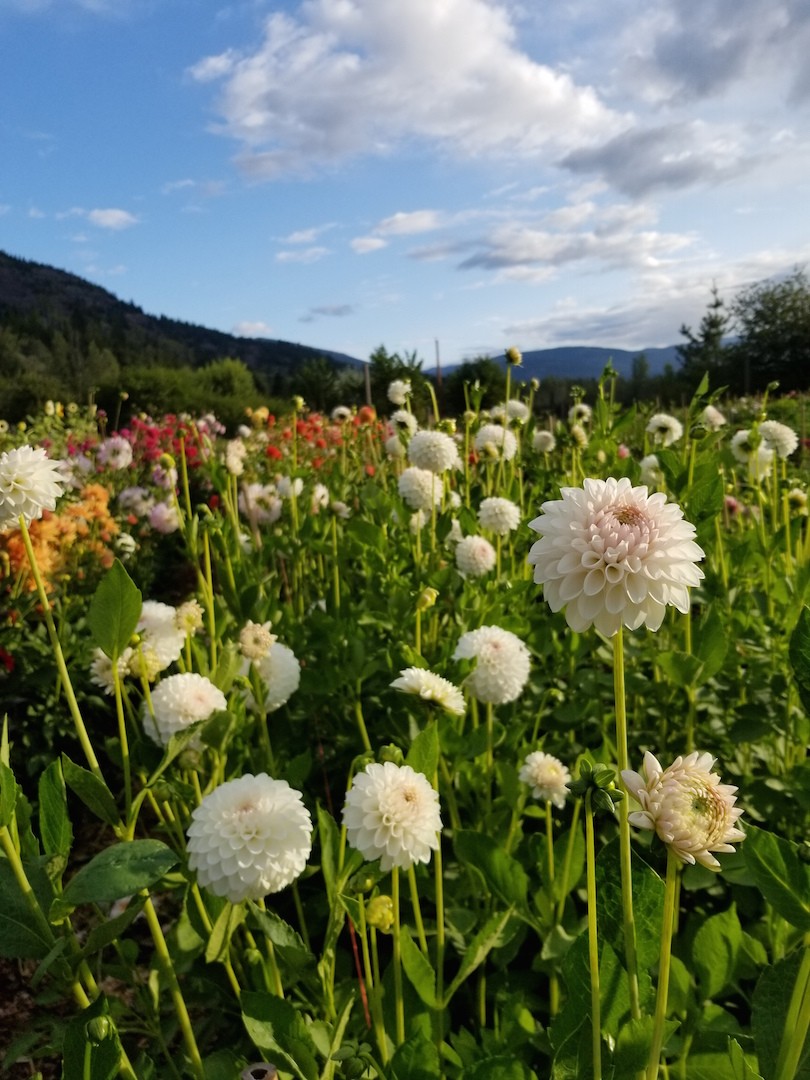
(645, 849, 680, 1080)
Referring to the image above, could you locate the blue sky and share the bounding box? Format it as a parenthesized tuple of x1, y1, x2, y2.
(2, 0, 809, 367)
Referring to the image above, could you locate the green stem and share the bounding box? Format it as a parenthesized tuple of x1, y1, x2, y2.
(646, 851, 680, 1080)
(774, 935, 810, 1080)
(354, 691, 372, 753)
(392, 867, 405, 1046)
(142, 895, 204, 1079)
(585, 791, 602, 1080)
(613, 626, 641, 1020)
(407, 865, 429, 956)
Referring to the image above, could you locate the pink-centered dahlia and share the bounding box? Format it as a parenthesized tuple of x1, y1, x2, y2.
(528, 477, 704, 637)
(622, 751, 745, 870)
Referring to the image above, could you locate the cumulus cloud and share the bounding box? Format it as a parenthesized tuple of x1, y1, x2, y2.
(282, 224, 336, 243)
(189, 0, 627, 179)
(275, 247, 329, 264)
(233, 321, 273, 337)
(376, 210, 444, 235)
(87, 208, 139, 229)
(351, 236, 387, 254)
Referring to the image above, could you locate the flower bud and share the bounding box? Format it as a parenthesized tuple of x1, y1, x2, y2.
(366, 895, 395, 932)
(378, 744, 404, 766)
(86, 1016, 115, 1044)
(416, 587, 438, 612)
(505, 346, 523, 366)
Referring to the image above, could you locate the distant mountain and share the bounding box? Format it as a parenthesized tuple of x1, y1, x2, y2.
(431, 344, 681, 381)
(0, 249, 363, 378)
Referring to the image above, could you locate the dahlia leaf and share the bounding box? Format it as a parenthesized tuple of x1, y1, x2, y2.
(789, 607, 810, 717)
(206, 901, 245, 964)
(58, 839, 178, 908)
(442, 908, 516, 1006)
(400, 925, 437, 1007)
(390, 1030, 441, 1080)
(0, 857, 55, 960)
(87, 559, 142, 660)
(0, 758, 17, 828)
(454, 830, 529, 912)
(727, 1038, 765, 1080)
(61, 754, 120, 829)
(752, 951, 810, 1080)
(61, 994, 120, 1080)
(743, 825, 810, 931)
(406, 720, 439, 782)
(692, 904, 743, 1000)
(38, 759, 72, 861)
(614, 1015, 678, 1076)
(241, 990, 319, 1080)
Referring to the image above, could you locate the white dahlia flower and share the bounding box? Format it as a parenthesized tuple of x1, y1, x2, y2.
(225, 438, 247, 476)
(311, 483, 330, 514)
(455, 534, 496, 578)
(453, 625, 531, 705)
(474, 424, 517, 461)
(528, 477, 705, 637)
(759, 420, 799, 459)
(89, 646, 134, 695)
(244, 641, 301, 713)
(568, 403, 592, 425)
(144, 672, 227, 747)
(533, 430, 556, 454)
(331, 405, 352, 422)
(132, 601, 185, 676)
(407, 430, 460, 473)
(0, 446, 65, 529)
(730, 430, 775, 480)
(149, 501, 180, 535)
(622, 751, 745, 870)
(97, 436, 133, 471)
(478, 496, 521, 537)
(391, 667, 465, 716)
(276, 476, 304, 499)
(239, 620, 277, 661)
(385, 434, 407, 459)
(639, 454, 664, 489)
(390, 409, 418, 436)
(701, 404, 727, 431)
(342, 762, 442, 872)
(187, 773, 313, 901)
(398, 466, 442, 511)
(387, 379, 412, 406)
(519, 752, 571, 809)
(646, 413, 684, 447)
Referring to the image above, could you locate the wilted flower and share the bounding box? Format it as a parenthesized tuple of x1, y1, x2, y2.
(478, 496, 521, 537)
(519, 751, 571, 809)
(311, 483, 330, 513)
(701, 404, 727, 431)
(759, 420, 799, 459)
(407, 430, 460, 473)
(568, 403, 592, 425)
(144, 672, 227, 747)
(528, 477, 705, 637)
(453, 625, 531, 704)
(330, 500, 351, 519)
(455, 534, 496, 578)
(398, 466, 442, 511)
(788, 487, 808, 515)
(646, 413, 683, 447)
(243, 641, 301, 712)
(0, 446, 65, 529)
(533, 430, 556, 454)
(474, 423, 517, 461)
(342, 762, 442, 872)
(391, 667, 465, 716)
(387, 379, 412, 406)
(187, 773, 313, 901)
(239, 620, 277, 661)
(622, 751, 745, 870)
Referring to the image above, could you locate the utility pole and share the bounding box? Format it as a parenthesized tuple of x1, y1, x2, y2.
(364, 361, 372, 407)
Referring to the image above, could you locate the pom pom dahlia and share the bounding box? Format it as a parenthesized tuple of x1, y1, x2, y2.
(453, 625, 531, 704)
(0, 446, 65, 530)
(187, 773, 313, 901)
(398, 466, 442, 511)
(342, 762, 442, 871)
(646, 413, 683, 447)
(474, 424, 517, 461)
(407, 430, 460, 474)
(243, 641, 301, 713)
(528, 477, 705, 637)
(455, 535, 496, 578)
(144, 672, 227, 747)
(622, 751, 745, 870)
(478, 496, 521, 536)
(519, 751, 571, 809)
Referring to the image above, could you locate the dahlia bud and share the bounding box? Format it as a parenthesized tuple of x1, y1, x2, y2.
(416, 587, 438, 612)
(505, 346, 523, 366)
(366, 895, 395, 932)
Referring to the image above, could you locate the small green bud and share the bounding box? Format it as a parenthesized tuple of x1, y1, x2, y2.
(366, 895, 395, 933)
(86, 1015, 115, 1044)
(379, 744, 404, 766)
(416, 586, 438, 612)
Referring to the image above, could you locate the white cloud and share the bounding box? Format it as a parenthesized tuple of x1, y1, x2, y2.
(275, 246, 329, 263)
(376, 210, 444, 236)
(233, 320, 273, 337)
(87, 208, 139, 229)
(282, 223, 336, 243)
(190, 0, 627, 179)
(351, 236, 387, 254)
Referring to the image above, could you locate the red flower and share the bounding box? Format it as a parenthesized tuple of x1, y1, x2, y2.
(266, 445, 283, 460)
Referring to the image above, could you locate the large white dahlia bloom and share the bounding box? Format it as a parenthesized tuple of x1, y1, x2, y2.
(144, 672, 227, 747)
(453, 625, 531, 704)
(398, 466, 442, 511)
(478, 496, 521, 536)
(759, 420, 799, 459)
(407, 430, 460, 473)
(528, 477, 705, 637)
(390, 667, 465, 716)
(243, 641, 301, 713)
(0, 446, 65, 529)
(342, 762, 442, 871)
(455, 535, 496, 578)
(187, 774, 313, 901)
(622, 751, 745, 870)
(474, 424, 517, 461)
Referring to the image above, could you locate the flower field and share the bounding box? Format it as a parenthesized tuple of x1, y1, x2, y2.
(0, 369, 808, 1080)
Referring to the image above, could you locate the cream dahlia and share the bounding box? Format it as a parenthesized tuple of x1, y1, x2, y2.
(622, 751, 745, 870)
(387, 379, 412, 406)
(528, 477, 705, 637)
(646, 413, 684, 447)
(474, 424, 517, 461)
(131, 600, 186, 678)
(89, 646, 134, 695)
(533, 430, 557, 454)
(144, 672, 227, 747)
(455, 534, 496, 578)
(478, 496, 521, 537)
(398, 466, 442, 511)
(342, 762, 442, 872)
(568, 403, 592, 425)
(453, 625, 531, 705)
(239, 620, 277, 661)
(759, 420, 799, 459)
(701, 404, 727, 431)
(0, 445, 65, 529)
(407, 430, 460, 473)
(730, 430, 775, 480)
(390, 409, 418, 436)
(243, 641, 301, 713)
(390, 667, 465, 716)
(187, 773, 313, 901)
(519, 751, 571, 809)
